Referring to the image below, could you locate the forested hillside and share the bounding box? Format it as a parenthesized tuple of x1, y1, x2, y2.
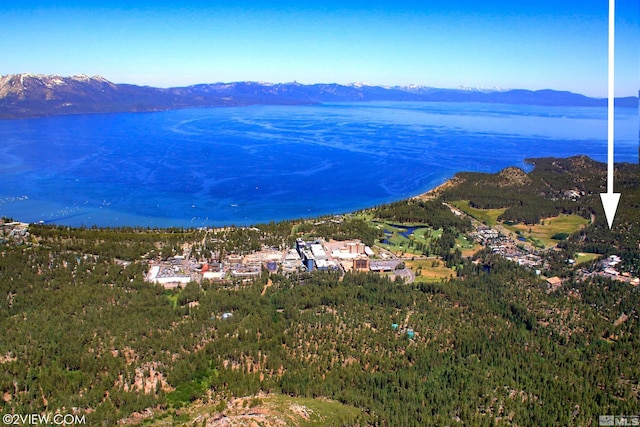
(438, 156, 640, 269)
(1, 156, 638, 425)
(439, 156, 637, 224)
(2, 238, 638, 425)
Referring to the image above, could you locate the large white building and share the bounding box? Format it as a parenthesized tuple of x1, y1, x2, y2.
(147, 265, 191, 288)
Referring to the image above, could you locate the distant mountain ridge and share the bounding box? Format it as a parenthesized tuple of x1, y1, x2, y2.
(0, 73, 636, 119)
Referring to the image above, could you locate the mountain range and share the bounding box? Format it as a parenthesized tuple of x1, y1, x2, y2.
(0, 73, 637, 119)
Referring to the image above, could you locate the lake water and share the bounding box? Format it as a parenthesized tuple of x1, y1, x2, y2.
(0, 102, 637, 227)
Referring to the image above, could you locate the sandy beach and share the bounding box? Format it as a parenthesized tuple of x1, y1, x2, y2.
(413, 176, 464, 201)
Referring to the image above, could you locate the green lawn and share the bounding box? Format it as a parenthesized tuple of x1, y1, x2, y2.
(574, 252, 601, 265)
(505, 214, 590, 248)
(372, 222, 441, 256)
(451, 200, 506, 226)
(455, 234, 475, 250)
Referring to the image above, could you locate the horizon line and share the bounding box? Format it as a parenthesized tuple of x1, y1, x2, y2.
(3, 72, 638, 99)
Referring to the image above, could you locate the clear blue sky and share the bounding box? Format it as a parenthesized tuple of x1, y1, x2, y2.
(1, 0, 637, 97)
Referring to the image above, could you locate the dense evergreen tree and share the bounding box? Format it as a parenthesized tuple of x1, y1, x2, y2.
(1, 156, 638, 425)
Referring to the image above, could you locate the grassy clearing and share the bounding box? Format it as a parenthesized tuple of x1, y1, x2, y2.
(145, 394, 366, 426)
(351, 211, 375, 222)
(165, 291, 180, 309)
(373, 222, 437, 256)
(270, 395, 365, 427)
(451, 200, 506, 226)
(505, 215, 589, 248)
(406, 259, 455, 282)
(452, 200, 589, 250)
(460, 243, 483, 257)
(574, 252, 601, 265)
(454, 234, 481, 257)
(455, 234, 475, 250)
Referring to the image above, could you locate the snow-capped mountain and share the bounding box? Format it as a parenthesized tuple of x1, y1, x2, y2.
(0, 74, 635, 119)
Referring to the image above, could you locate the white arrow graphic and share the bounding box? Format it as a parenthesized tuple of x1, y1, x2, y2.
(600, 0, 620, 229)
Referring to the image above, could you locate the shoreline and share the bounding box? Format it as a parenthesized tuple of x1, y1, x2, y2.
(4, 155, 635, 230)
(412, 176, 463, 201)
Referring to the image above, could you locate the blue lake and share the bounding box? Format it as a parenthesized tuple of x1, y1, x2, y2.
(0, 102, 637, 227)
